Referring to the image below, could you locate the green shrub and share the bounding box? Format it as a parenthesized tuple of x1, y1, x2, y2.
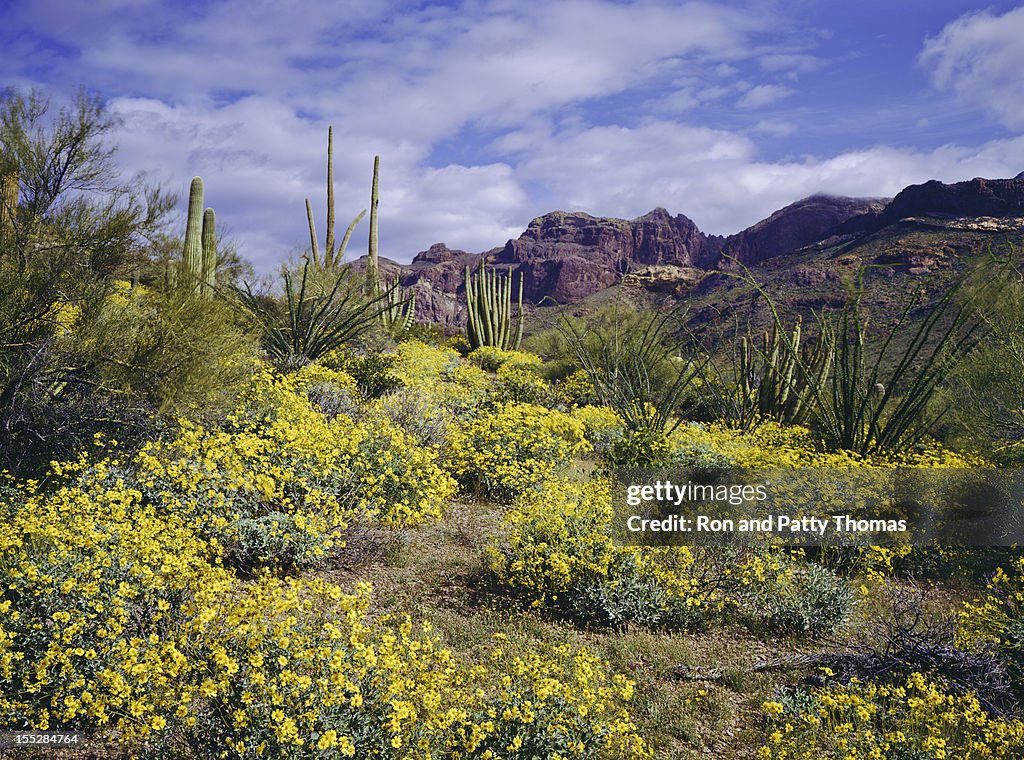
(742, 562, 853, 637)
(226, 512, 329, 575)
(344, 352, 403, 400)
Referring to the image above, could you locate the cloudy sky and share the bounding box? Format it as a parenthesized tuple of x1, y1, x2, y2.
(2, 0, 1023, 273)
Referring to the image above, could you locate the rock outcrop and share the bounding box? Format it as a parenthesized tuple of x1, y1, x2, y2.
(881, 177, 1024, 223)
(381, 174, 1024, 325)
(710, 195, 887, 266)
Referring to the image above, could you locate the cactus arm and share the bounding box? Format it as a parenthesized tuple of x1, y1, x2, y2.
(512, 271, 524, 349)
(181, 177, 205, 291)
(465, 263, 479, 347)
(305, 198, 320, 266)
(325, 126, 335, 266)
(337, 209, 365, 264)
(201, 207, 217, 296)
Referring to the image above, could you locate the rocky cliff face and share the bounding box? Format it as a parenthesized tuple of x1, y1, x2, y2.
(494, 208, 705, 303)
(710, 195, 887, 266)
(386, 174, 1024, 325)
(881, 176, 1024, 223)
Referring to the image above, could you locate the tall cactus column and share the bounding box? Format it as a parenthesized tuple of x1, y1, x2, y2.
(464, 260, 524, 350)
(366, 155, 380, 294)
(201, 207, 217, 296)
(180, 176, 217, 296)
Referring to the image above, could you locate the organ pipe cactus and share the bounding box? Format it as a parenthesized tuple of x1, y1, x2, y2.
(179, 176, 217, 296)
(737, 317, 832, 428)
(464, 259, 524, 350)
(305, 126, 365, 268)
(378, 274, 416, 335)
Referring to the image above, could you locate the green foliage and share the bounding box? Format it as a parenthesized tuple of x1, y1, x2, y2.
(741, 561, 853, 637)
(344, 351, 404, 400)
(226, 511, 329, 576)
(464, 259, 525, 350)
(0, 88, 253, 474)
(235, 261, 394, 369)
(558, 305, 708, 464)
(731, 261, 986, 455)
(947, 251, 1024, 462)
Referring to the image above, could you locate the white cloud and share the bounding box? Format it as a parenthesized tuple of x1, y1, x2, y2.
(920, 6, 1024, 129)
(5, 0, 1023, 277)
(509, 120, 1024, 234)
(737, 83, 795, 109)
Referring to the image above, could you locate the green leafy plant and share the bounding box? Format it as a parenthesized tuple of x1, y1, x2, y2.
(558, 305, 707, 465)
(235, 261, 395, 369)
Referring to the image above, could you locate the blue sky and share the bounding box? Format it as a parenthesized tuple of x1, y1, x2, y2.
(2, 0, 1023, 273)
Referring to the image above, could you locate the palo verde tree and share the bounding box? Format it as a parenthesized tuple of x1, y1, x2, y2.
(0, 86, 188, 473)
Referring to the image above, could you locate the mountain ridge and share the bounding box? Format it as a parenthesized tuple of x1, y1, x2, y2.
(363, 174, 1024, 325)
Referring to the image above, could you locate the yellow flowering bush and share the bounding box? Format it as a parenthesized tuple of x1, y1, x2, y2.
(958, 556, 1024, 686)
(179, 579, 650, 759)
(135, 366, 453, 568)
(670, 421, 986, 469)
(494, 362, 551, 406)
(758, 672, 1024, 759)
(0, 461, 231, 739)
(391, 340, 494, 418)
(0, 466, 649, 759)
(467, 346, 542, 372)
(486, 479, 728, 630)
(552, 369, 598, 408)
(485, 479, 618, 601)
(571, 405, 626, 452)
(447, 403, 589, 500)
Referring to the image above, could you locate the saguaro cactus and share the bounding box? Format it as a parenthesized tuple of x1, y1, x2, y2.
(464, 260, 524, 350)
(179, 176, 217, 295)
(366, 155, 380, 294)
(201, 207, 217, 296)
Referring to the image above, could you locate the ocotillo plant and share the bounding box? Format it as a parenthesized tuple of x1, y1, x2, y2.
(365, 155, 380, 294)
(305, 126, 365, 268)
(737, 317, 833, 429)
(464, 260, 524, 350)
(378, 274, 416, 335)
(179, 176, 217, 296)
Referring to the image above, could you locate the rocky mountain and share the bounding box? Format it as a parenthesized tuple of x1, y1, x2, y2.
(370, 174, 1024, 327)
